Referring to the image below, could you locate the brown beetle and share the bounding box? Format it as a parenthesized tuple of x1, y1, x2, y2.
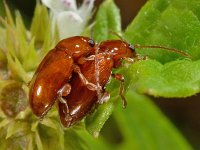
(29, 36, 97, 118)
(58, 40, 136, 127)
(29, 36, 190, 126)
(58, 39, 191, 127)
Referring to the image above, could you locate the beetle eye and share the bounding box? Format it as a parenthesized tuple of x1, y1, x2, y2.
(88, 39, 95, 47)
(129, 44, 135, 51)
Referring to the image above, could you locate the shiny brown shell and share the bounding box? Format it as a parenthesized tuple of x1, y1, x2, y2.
(58, 40, 135, 127)
(29, 36, 95, 117)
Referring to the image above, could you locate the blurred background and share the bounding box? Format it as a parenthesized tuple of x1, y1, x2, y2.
(1, 0, 200, 149)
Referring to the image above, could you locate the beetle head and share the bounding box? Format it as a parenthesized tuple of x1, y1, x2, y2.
(99, 40, 136, 67)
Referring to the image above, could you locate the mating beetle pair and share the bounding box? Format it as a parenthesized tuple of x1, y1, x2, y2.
(29, 36, 189, 127)
(29, 36, 136, 127)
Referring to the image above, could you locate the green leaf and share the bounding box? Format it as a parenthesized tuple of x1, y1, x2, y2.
(7, 52, 29, 82)
(0, 1, 5, 17)
(37, 120, 65, 150)
(30, 2, 55, 59)
(128, 59, 200, 97)
(15, 11, 29, 61)
(87, 0, 200, 137)
(0, 47, 6, 67)
(35, 130, 43, 150)
(85, 97, 116, 137)
(40, 23, 55, 59)
(6, 121, 29, 139)
(63, 129, 89, 150)
(22, 38, 39, 71)
(15, 11, 27, 42)
(40, 118, 58, 130)
(70, 129, 111, 150)
(0, 27, 6, 48)
(27, 134, 34, 150)
(0, 119, 10, 129)
(3, 1, 14, 27)
(35, 123, 98, 150)
(30, 2, 50, 43)
(112, 91, 192, 150)
(15, 12, 39, 71)
(121, 0, 200, 98)
(124, 0, 200, 63)
(31, 121, 39, 132)
(0, 129, 33, 150)
(93, 0, 121, 42)
(86, 0, 124, 136)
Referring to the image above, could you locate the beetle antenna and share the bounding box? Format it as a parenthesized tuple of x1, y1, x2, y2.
(108, 31, 191, 58)
(134, 44, 191, 58)
(90, 25, 94, 40)
(108, 30, 124, 41)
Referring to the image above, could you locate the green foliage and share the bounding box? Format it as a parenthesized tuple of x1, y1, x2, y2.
(86, 0, 123, 137)
(0, 1, 5, 17)
(30, 3, 50, 43)
(114, 91, 192, 150)
(122, 0, 200, 97)
(87, 0, 199, 149)
(124, 0, 200, 62)
(128, 59, 200, 97)
(93, 0, 121, 42)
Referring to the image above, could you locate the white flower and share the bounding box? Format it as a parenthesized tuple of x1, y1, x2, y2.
(42, 0, 95, 40)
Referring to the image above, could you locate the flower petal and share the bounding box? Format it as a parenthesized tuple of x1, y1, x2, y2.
(78, 0, 95, 19)
(62, 0, 77, 11)
(41, 0, 77, 13)
(56, 11, 83, 39)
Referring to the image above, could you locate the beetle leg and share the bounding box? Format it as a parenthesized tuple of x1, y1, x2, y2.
(57, 83, 72, 116)
(85, 55, 96, 60)
(112, 74, 127, 108)
(132, 54, 148, 61)
(77, 55, 95, 64)
(122, 55, 148, 64)
(57, 83, 71, 97)
(57, 83, 71, 114)
(135, 54, 148, 61)
(97, 91, 110, 104)
(57, 84, 73, 125)
(73, 64, 100, 91)
(123, 57, 134, 63)
(59, 100, 73, 126)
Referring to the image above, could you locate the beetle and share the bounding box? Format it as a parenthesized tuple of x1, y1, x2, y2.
(58, 40, 136, 127)
(29, 35, 190, 125)
(29, 36, 97, 118)
(58, 39, 191, 127)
